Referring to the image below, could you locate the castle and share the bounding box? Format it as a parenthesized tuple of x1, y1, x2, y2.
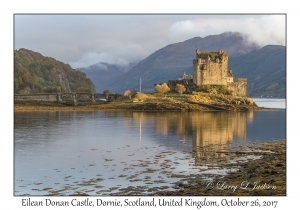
(168, 49, 247, 97)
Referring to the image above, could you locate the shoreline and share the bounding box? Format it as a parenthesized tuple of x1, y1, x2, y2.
(14, 101, 271, 112)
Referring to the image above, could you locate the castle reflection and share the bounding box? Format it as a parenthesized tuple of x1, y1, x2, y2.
(191, 112, 251, 164)
(132, 111, 254, 165)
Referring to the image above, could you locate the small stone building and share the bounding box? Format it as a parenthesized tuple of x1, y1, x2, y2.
(168, 72, 194, 93)
(179, 72, 194, 80)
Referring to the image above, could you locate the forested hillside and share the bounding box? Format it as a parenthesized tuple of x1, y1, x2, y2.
(14, 48, 95, 94)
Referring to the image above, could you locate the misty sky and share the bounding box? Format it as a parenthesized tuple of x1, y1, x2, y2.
(14, 14, 286, 69)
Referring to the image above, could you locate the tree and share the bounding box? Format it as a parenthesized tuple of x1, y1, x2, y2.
(124, 89, 132, 98)
(123, 90, 131, 97)
(154, 83, 170, 95)
(161, 83, 170, 94)
(123, 88, 137, 99)
(154, 84, 161, 94)
(175, 84, 186, 94)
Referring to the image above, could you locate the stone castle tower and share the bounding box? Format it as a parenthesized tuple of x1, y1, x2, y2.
(193, 49, 247, 96)
(167, 49, 247, 97)
(193, 49, 232, 85)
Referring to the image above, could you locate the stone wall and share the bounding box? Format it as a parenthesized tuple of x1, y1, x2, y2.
(15, 93, 121, 103)
(227, 78, 247, 97)
(14, 94, 59, 102)
(168, 79, 193, 92)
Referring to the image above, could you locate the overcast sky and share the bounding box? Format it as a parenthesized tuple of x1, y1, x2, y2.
(14, 14, 286, 69)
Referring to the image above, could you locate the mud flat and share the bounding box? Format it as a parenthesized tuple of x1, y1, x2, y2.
(151, 140, 286, 196)
(110, 140, 286, 196)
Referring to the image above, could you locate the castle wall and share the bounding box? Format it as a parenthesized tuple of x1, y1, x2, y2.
(227, 78, 247, 97)
(168, 79, 193, 92)
(168, 80, 178, 92)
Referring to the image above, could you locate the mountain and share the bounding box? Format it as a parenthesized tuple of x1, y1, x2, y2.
(77, 62, 138, 92)
(100, 32, 260, 93)
(14, 48, 95, 94)
(229, 45, 286, 98)
(99, 33, 285, 98)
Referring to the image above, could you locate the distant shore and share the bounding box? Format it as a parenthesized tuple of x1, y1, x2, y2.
(14, 101, 269, 112)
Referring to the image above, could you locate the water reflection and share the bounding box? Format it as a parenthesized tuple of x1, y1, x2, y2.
(14, 110, 285, 195)
(15, 111, 281, 162)
(132, 111, 254, 165)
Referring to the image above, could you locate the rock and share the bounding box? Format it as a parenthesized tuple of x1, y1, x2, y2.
(245, 98, 254, 105)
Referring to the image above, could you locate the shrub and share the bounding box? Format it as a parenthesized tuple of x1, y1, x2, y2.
(154, 83, 170, 95)
(133, 92, 148, 101)
(123, 88, 137, 99)
(175, 84, 186, 94)
(76, 87, 91, 93)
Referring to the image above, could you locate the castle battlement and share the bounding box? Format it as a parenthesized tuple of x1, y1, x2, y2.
(195, 49, 228, 64)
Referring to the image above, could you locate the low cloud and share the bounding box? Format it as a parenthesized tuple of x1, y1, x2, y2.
(70, 52, 113, 69)
(94, 63, 108, 71)
(169, 20, 201, 40)
(69, 44, 146, 69)
(169, 16, 286, 47)
(240, 15, 286, 46)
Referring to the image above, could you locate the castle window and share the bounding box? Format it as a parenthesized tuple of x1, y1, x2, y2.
(200, 64, 207, 70)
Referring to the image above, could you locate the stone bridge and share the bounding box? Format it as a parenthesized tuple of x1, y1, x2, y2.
(14, 93, 121, 106)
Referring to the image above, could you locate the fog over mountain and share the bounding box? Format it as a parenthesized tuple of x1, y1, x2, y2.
(77, 62, 138, 92)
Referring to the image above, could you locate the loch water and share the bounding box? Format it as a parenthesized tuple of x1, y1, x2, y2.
(14, 99, 286, 195)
